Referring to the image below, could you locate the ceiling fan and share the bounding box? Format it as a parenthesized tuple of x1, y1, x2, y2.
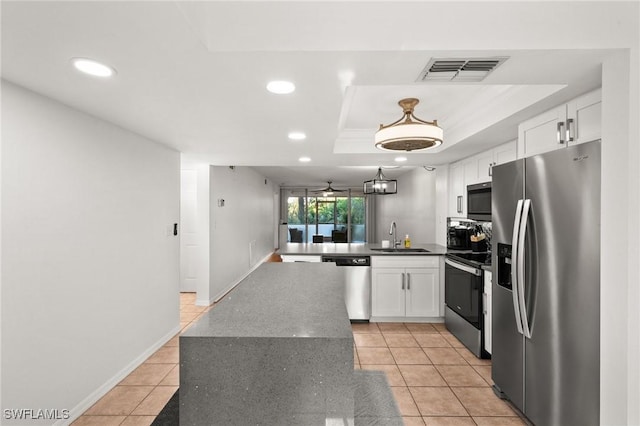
(312, 181, 345, 196)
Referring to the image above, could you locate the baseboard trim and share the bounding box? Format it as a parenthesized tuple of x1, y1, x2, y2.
(370, 316, 444, 323)
(59, 324, 181, 426)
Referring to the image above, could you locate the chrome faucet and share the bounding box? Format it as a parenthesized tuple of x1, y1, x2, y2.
(389, 221, 399, 247)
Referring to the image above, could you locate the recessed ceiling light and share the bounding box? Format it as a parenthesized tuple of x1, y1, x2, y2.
(71, 58, 116, 78)
(267, 80, 295, 94)
(298, 156, 311, 163)
(288, 132, 306, 141)
(395, 156, 408, 162)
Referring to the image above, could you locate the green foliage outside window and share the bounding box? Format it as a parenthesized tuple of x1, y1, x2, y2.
(287, 196, 365, 227)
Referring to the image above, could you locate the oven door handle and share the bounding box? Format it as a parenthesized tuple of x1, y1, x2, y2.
(445, 258, 481, 276)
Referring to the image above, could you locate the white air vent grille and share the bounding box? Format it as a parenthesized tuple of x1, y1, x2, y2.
(417, 57, 509, 82)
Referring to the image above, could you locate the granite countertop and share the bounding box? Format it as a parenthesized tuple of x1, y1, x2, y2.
(181, 262, 352, 339)
(277, 242, 448, 256)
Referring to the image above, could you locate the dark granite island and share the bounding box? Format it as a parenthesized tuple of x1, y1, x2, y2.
(179, 262, 355, 425)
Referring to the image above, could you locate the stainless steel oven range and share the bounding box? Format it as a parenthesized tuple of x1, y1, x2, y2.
(444, 252, 491, 359)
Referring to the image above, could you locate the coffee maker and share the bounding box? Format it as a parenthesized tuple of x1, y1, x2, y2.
(447, 218, 474, 250)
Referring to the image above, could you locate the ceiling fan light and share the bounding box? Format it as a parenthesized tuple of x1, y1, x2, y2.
(375, 98, 443, 152)
(364, 167, 397, 195)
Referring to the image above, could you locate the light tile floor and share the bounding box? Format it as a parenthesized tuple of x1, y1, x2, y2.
(352, 322, 526, 425)
(72, 292, 211, 426)
(73, 292, 525, 425)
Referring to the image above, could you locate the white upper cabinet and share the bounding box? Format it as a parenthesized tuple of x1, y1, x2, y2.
(567, 89, 602, 146)
(493, 141, 518, 167)
(447, 140, 516, 218)
(466, 141, 517, 185)
(518, 88, 601, 158)
(448, 162, 466, 217)
(472, 152, 496, 185)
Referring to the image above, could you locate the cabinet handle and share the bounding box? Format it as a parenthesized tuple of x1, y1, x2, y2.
(488, 163, 493, 177)
(566, 118, 575, 142)
(401, 273, 405, 290)
(557, 122, 566, 144)
(457, 195, 463, 213)
(407, 273, 411, 290)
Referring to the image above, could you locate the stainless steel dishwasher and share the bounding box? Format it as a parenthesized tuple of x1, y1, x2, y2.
(321, 255, 371, 321)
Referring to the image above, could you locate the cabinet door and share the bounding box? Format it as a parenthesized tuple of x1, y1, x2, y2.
(567, 89, 601, 146)
(517, 105, 567, 158)
(449, 163, 466, 217)
(494, 141, 517, 166)
(474, 152, 495, 184)
(371, 268, 406, 317)
(405, 268, 439, 317)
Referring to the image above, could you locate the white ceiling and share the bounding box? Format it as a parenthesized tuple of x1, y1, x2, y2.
(2, 1, 626, 188)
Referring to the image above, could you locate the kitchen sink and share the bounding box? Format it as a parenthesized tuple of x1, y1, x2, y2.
(370, 248, 430, 253)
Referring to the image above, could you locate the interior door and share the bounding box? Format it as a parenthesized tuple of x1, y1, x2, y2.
(180, 169, 199, 292)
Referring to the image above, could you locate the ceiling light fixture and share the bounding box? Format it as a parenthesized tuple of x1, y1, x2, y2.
(298, 156, 311, 163)
(288, 132, 306, 141)
(363, 167, 397, 195)
(267, 80, 295, 94)
(394, 156, 408, 162)
(375, 98, 442, 152)
(71, 58, 116, 78)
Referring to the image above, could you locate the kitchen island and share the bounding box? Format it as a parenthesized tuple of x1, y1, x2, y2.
(180, 262, 402, 425)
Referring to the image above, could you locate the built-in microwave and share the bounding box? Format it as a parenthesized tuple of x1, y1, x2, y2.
(467, 182, 491, 221)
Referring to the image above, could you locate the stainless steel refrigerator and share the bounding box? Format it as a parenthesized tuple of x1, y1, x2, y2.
(491, 140, 600, 426)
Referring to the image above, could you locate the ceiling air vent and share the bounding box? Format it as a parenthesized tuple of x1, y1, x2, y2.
(417, 57, 509, 82)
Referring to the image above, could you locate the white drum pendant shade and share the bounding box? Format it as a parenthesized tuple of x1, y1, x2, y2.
(375, 98, 443, 152)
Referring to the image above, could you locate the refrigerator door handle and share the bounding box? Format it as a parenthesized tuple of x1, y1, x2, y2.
(518, 199, 533, 339)
(511, 199, 525, 335)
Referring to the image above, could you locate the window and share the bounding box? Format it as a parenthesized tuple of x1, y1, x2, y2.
(285, 190, 366, 242)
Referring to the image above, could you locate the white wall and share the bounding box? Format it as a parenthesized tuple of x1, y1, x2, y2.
(374, 167, 437, 244)
(1, 81, 180, 423)
(209, 166, 277, 302)
(600, 49, 640, 426)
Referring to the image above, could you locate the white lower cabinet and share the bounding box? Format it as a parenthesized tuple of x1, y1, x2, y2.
(483, 270, 492, 355)
(371, 256, 440, 320)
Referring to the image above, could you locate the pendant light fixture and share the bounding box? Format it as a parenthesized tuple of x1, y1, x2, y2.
(375, 98, 443, 151)
(363, 168, 397, 195)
